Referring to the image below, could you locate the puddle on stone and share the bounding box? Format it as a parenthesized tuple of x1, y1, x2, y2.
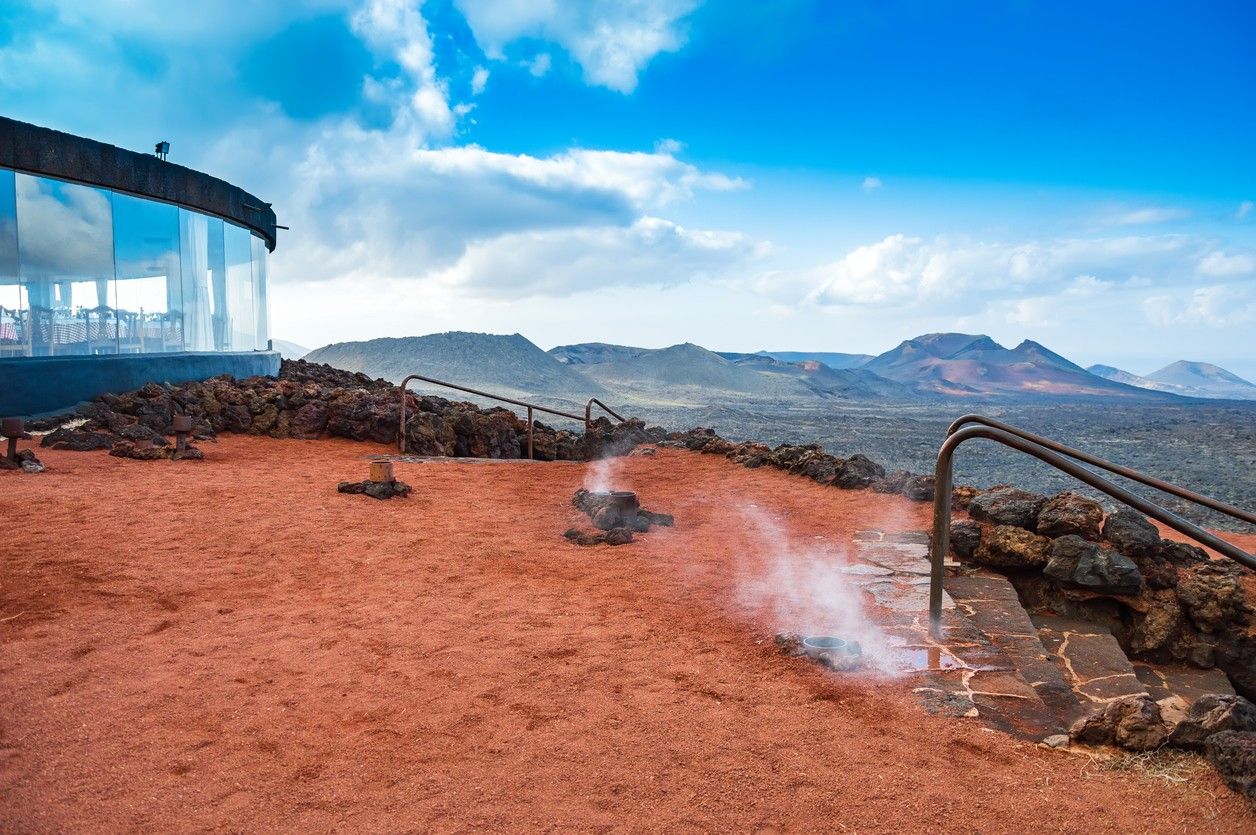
(895, 645, 966, 671)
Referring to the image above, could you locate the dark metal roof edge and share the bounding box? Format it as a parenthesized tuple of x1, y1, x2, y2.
(0, 115, 278, 251)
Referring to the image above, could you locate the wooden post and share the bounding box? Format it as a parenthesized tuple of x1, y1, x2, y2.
(527, 406, 533, 460)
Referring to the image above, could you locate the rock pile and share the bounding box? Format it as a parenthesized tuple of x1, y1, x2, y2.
(949, 488, 1256, 702)
(34, 360, 672, 463)
(661, 427, 938, 502)
(1068, 692, 1256, 806)
(565, 488, 674, 547)
(0, 448, 44, 473)
(337, 479, 412, 500)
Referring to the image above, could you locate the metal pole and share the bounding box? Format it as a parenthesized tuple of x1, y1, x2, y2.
(928, 441, 955, 639)
(527, 406, 533, 460)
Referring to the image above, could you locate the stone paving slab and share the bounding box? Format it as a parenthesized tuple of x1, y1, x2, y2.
(1032, 615, 1148, 704)
(1132, 662, 1235, 705)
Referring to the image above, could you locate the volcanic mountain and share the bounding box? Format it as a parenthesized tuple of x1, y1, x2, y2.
(1089, 361, 1256, 400)
(755, 350, 875, 369)
(304, 332, 609, 402)
(557, 342, 811, 399)
(863, 333, 1160, 397)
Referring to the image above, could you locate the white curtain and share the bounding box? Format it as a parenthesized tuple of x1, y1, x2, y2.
(178, 210, 213, 351)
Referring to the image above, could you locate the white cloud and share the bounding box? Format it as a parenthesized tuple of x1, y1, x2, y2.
(1197, 249, 1256, 277)
(1144, 285, 1256, 328)
(454, 0, 700, 92)
(1101, 205, 1191, 226)
(861, 176, 882, 192)
(808, 232, 1233, 308)
(527, 52, 552, 77)
(429, 216, 763, 297)
(470, 66, 490, 95)
(1238, 200, 1254, 221)
(351, 0, 454, 138)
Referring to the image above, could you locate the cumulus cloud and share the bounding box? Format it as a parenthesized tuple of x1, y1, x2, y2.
(454, 0, 700, 92)
(1197, 249, 1256, 277)
(271, 136, 751, 288)
(1144, 285, 1256, 328)
(1101, 205, 1191, 226)
(861, 176, 882, 192)
(429, 216, 764, 297)
(808, 232, 1233, 308)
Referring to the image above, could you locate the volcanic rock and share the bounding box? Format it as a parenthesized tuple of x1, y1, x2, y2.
(1044, 535, 1143, 596)
(948, 520, 982, 559)
(973, 524, 1051, 569)
(0, 448, 44, 473)
(1036, 492, 1104, 539)
(1205, 731, 1256, 805)
(951, 485, 980, 510)
(1156, 539, 1208, 566)
(1168, 695, 1256, 751)
(1176, 563, 1247, 634)
(834, 454, 885, 489)
(1069, 694, 1168, 751)
(337, 479, 411, 500)
(902, 474, 935, 502)
(968, 487, 1046, 530)
(1102, 507, 1160, 558)
(872, 469, 910, 494)
(1128, 590, 1185, 655)
(1218, 636, 1256, 703)
(1131, 551, 1178, 590)
(40, 427, 114, 451)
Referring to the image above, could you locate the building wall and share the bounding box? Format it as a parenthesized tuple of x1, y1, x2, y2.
(0, 351, 281, 416)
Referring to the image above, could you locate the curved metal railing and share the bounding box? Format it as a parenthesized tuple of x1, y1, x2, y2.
(928, 421, 1255, 636)
(397, 374, 623, 458)
(947, 414, 1256, 526)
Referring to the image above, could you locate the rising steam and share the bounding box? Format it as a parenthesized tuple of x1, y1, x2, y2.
(583, 455, 622, 494)
(731, 504, 900, 674)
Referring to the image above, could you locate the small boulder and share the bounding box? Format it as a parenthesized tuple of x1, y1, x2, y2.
(1168, 695, 1256, 751)
(40, 427, 114, 451)
(1069, 694, 1168, 751)
(1155, 539, 1208, 566)
(973, 524, 1051, 569)
(902, 474, 935, 502)
(1044, 535, 1142, 596)
(604, 527, 634, 546)
(1205, 731, 1256, 805)
(833, 454, 885, 489)
(1102, 507, 1159, 558)
(1036, 492, 1104, 539)
(948, 520, 982, 559)
(968, 487, 1046, 530)
(1176, 563, 1246, 634)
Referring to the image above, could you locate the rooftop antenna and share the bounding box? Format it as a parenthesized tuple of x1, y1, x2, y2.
(154, 140, 170, 161)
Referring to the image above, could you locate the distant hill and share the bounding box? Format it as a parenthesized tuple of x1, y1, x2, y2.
(550, 343, 652, 365)
(561, 342, 819, 399)
(1090, 361, 1256, 400)
(554, 341, 916, 401)
(757, 351, 875, 369)
(864, 332, 1164, 398)
(271, 339, 309, 359)
(304, 332, 609, 401)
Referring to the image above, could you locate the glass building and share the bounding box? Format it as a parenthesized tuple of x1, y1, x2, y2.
(0, 115, 280, 416)
(0, 167, 269, 357)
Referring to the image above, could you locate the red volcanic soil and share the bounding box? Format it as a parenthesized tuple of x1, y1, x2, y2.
(1, 437, 1252, 832)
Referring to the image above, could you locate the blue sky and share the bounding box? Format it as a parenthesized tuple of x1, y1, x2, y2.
(2, 1, 1254, 377)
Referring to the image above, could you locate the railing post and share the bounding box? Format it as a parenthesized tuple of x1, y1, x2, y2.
(929, 436, 957, 638)
(527, 406, 534, 460)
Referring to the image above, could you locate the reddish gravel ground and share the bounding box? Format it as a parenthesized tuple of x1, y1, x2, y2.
(1, 436, 1252, 832)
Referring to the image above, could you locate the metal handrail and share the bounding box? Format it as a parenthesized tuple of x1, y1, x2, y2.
(397, 373, 619, 458)
(947, 414, 1256, 526)
(929, 424, 1255, 637)
(585, 397, 625, 427)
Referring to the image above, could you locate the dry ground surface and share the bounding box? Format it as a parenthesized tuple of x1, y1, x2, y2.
(1, 436, 1253, 833)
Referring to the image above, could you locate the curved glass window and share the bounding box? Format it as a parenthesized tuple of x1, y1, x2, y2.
(0, 165, 270, 358)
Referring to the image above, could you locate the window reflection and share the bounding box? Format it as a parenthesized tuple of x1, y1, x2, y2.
(113, 192, 181, 353)
(225, 221, 255, 352)
(1, 167, 270, 359)
(16, 173, 114, 356)
(0, 169, 20, 356)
